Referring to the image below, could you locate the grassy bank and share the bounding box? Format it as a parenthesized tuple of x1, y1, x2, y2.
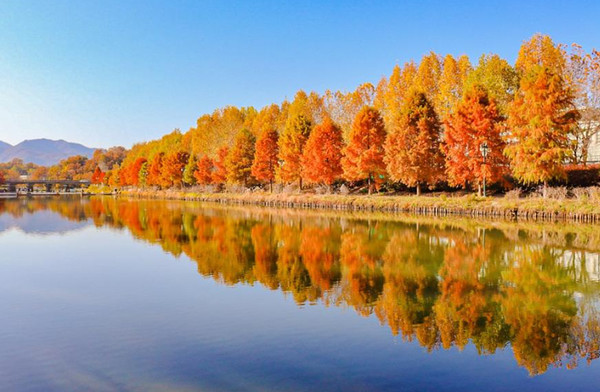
(118, 188, 600, 223)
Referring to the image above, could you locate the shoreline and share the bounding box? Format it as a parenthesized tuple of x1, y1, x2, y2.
(117, 189, 600, 223)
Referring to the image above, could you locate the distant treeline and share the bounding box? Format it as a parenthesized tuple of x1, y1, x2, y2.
(2, 34, 599, 195)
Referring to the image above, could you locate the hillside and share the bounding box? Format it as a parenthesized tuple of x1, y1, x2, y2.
(0, 139, 97, 166)
(0, 140, 11, 155)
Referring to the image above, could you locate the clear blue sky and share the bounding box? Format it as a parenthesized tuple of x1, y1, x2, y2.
(0, 0, 598, 149)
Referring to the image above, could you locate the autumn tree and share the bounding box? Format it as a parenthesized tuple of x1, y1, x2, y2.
(194, 155, 214, 185)
(91, 146, 127, 173)
(30, 166, 49, 181)
(373, 77, 388, 114)
(0, 170, 4, 184)
(301, 117, 344, 188)
(506, 35, 578, 196)
(107, 164, 121, 187)
(466, 54, 518, 115)
(568, 45, 600, 163)
(250, 104, 283, 137)
(516, 34, 567, 77)
(277, 114, 312, 188)
(443, 85, 507, 194)
(324, 83, 375, 140)
(285, 89, 324, 125)
(251, 128, 279, 191)
(383, 61, 418, 130)
(183, 154, 198, 186)
(415, 52, 442, 104)
(212, 146, 229, 185)
(161, 151, 189, 188)
(91, 167, 105, 184)
(226, 129, 256, 187)
(118, 166, 129, 187)
(57, 155, 88, 180)
(129, 157, 147, 186)
(186, 107, 248, 158)
(385, 91, 444, 195)
(341, 106, 387, 194)
(436, 54, 472, 120)
(138, 161, 148, 187)
(147, 152, 164, 187)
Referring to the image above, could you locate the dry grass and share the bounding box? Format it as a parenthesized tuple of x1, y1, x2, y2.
(118, 187, 600, 222)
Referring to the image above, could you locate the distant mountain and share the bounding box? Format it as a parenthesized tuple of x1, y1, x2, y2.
(0, 138, 97, 166)
(0, 140, 11, 155)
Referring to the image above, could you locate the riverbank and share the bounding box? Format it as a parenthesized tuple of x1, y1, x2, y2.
(119, 188, 600, 223)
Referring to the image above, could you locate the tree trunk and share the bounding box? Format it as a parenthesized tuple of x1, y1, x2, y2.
(416, 183, 421, 196)
(477, 183, 482, 197)
(368, 175, 372, 195)
(299, 178, 302, 191)
(543, 180, 548, 199)
(582, 144, 589, 165)
(270, 179, 273, 193)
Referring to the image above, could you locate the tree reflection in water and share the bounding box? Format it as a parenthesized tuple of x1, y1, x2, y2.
(2, 197, 600, 376)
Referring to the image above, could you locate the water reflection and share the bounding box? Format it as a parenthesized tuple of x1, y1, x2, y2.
(2, 197, 600, 376)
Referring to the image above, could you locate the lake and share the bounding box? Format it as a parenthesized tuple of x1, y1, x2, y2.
(1, 197, 599, 391)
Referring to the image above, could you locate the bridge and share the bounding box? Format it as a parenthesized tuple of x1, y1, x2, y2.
(0, 179, 91, 193)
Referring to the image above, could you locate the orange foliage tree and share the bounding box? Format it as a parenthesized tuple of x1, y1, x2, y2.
(226, 129, 256, 186)
(91, 167, 105, 185)
(301, 117, 344, 187)
(251, 128, 279, 191)
(129, 157, 147, 186)
(341, 106, 387, 194)
(147, 152, 164, 187)
(505, 67, 578, 195)
(505, 34, 577, 197)
(443, 85, 507, 194)
(160, 151, 189, 188)
(195, 155, 214, 185)
(212, 146, 229, 185)
(277, 114, 312, 188)
(385, 91, 444, 195)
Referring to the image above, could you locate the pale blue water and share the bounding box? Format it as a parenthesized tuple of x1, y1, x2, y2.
(1, 197, 599, 391)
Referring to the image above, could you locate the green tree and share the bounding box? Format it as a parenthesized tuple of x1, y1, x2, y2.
(183, 154, 198, 186)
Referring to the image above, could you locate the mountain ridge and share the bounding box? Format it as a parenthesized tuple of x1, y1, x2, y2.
(0, 138, 98, 166)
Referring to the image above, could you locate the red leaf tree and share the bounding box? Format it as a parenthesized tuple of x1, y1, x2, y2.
(302, 117, 344, 187)
(195, 155, 214, 185)
(129, 157, 147, 186)
(160, 151, 189, 188)
(385, 91, 444, 195)
(251, 128, 279, 191)
(341, 106, 387, 194)
(505, 66, 578, 196)
(147, 152, 164, 187)
(212, 146, 229, 185)
(443, 85, 507, 194)
(91, 167, 105, 185)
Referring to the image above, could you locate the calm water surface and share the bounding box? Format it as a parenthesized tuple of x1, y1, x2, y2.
(1, 197, 600, 391)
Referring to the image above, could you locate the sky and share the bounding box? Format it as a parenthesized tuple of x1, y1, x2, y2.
(0, 0, 598, 149)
